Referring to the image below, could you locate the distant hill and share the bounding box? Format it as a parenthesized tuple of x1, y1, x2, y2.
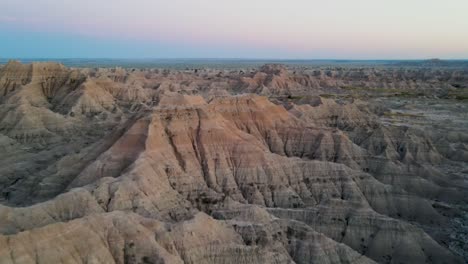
(393, 59, 468, 68)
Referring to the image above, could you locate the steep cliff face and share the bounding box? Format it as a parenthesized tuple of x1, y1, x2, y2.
(0, 62, 466, 264)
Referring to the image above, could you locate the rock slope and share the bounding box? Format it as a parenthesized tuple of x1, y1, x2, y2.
(0, 61, 466, 264)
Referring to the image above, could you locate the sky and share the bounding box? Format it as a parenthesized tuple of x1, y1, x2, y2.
(1, 0, 468, 59)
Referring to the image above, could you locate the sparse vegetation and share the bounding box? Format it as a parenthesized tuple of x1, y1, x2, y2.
(287, 95, 305, 100)
(341, 86, 426, 98)
(383, 111, 424, 118)
(446, 89, 468, 100)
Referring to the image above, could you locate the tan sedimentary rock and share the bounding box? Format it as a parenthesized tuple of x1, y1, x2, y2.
(0, 61, 465, 263)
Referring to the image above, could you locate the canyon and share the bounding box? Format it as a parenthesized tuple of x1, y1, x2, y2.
(0, 61, 467, 264)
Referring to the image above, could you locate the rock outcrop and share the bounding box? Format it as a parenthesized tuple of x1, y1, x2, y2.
(0, 61, 466, 263)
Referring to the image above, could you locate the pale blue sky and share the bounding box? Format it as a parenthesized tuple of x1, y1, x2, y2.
(1, 0, 468, 59)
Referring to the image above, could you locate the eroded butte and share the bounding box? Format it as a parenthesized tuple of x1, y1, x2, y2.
(0, 61, 467, 264)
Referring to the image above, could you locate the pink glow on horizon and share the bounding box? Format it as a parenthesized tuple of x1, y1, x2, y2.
(1, 0, 468, 58)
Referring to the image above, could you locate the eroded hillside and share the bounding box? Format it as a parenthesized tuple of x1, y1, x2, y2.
(0, 61, 467, 264)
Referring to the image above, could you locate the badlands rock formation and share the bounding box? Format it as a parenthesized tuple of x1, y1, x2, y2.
(0, 61, 467, 263)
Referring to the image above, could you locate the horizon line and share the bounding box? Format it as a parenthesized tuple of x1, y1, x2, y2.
(2, 57, 468, 61)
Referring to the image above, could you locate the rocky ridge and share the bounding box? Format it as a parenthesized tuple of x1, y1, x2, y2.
(0, 61, 467, 263)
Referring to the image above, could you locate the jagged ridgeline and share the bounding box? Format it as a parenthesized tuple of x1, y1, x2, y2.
(0, 61, 467, 264)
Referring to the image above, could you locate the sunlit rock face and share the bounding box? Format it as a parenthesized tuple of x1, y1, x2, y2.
(0, 61, 466, 264)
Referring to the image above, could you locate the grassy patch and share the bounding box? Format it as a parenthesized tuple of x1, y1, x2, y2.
(287, 95, 305, 100)
(319, 93, 335, 98)
(455, 94, 468, 100)
(383, 111, 424, 118)
(340, 86, 426, 98)
(340, 86, 364, 91)
(446, 89, 468, 100)
(445, 89, 468, 101)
